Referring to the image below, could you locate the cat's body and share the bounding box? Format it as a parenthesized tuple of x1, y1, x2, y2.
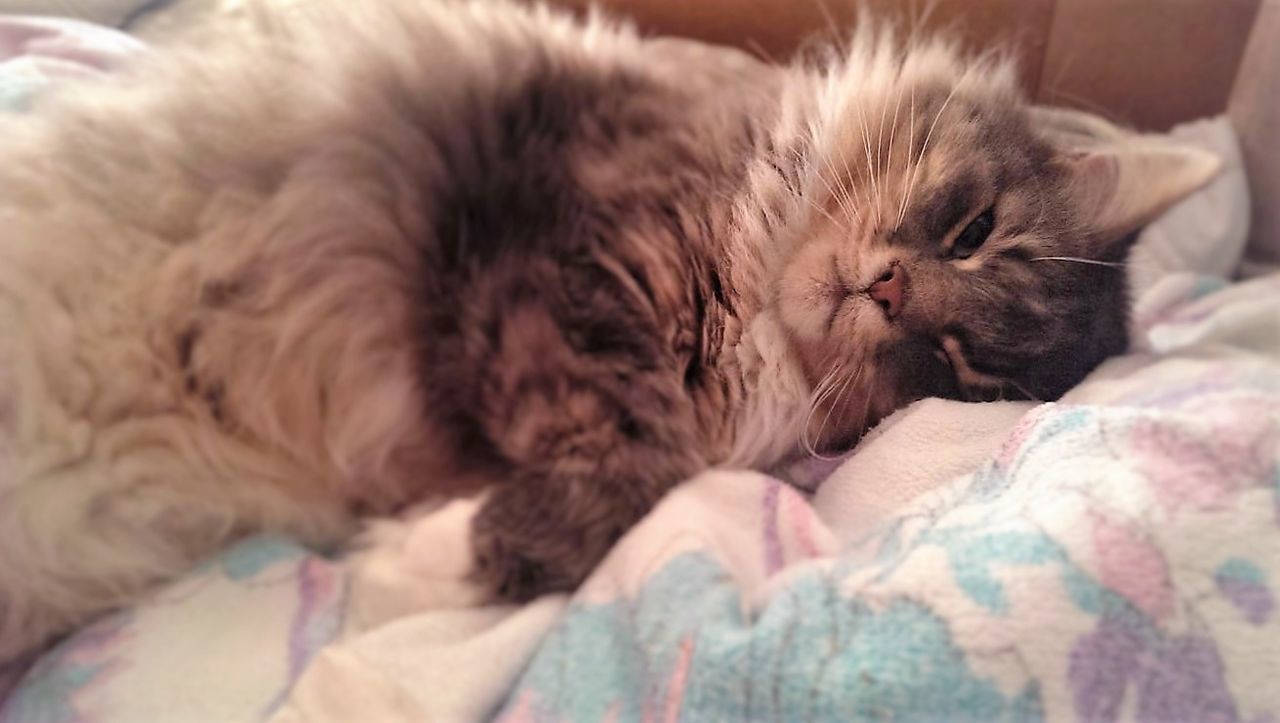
(0, 0, 1216, 662)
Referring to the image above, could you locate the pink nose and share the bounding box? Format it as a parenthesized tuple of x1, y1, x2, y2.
(868, 264, 905, 319)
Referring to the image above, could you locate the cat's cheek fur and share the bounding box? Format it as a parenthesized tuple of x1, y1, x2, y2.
(722, 312, 815, 469)
(776, 242, 844, 342)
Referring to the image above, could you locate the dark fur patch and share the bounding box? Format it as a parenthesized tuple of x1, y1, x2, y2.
(175, 324, 231, 426)
(410, 57, 757, 600)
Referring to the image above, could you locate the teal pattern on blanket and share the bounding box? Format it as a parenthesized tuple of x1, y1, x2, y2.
(505, 553, 1042, 722)
(0, 536, 347, 723)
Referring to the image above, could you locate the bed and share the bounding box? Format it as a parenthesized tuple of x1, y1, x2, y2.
(0, 2, 1277, 721)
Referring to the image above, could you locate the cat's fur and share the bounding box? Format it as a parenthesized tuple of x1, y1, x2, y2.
(0, 0, 1218, 662)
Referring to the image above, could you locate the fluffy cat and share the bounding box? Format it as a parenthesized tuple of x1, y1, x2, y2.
(0, 0, 1218, 662)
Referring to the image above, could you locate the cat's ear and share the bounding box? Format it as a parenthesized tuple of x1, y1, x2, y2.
(1060, 143, 1221, 240)
(1029, 106, 1127, 148)
(1032, 106, 1221, 242)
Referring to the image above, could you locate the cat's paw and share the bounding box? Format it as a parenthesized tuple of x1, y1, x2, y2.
(471, 487, 615, 603)
(343, 496, 488, 633)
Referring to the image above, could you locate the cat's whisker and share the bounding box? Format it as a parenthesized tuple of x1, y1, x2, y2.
(801, 363, 846, 459)
(1005, 379, 1045, 403)
(811, 362, 862, 460)
(768, 164, 851, 231)
(901, 67, 964, 230)
(856, 103, 882, 229)
(885, 63, 905, 223)
(833, 175, 863, 227)
(713, 181, 840, 234)
(856, 364, 877, 431)
(906, 0, 941, 47)
(825, 143, 863, 222)
(800, 364, 839, 434)
(784, 185, 850, 232)
(800, 194, 848, 230)
(792, 146, 857, 226)
(876, 69, 891, 207)
(1029, 256, 1127, 269)
(812, 0, 847, 51)
(744, 38, 779, 65)
(808, 143, 864, 227)
(833, 136, 869, 226)
(1042, 86, 1125, 126)
(823, 361, 860, 432)
(802, 354, 852, 457)
(896, 82, 916, 228)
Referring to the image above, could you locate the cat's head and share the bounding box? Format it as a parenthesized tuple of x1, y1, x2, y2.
(773, 32, 1220, 452)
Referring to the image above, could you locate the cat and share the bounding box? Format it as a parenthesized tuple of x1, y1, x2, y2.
(0, 0, 1218, 663)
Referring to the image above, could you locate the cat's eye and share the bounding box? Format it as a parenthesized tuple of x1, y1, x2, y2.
(951, 207, 996, 259)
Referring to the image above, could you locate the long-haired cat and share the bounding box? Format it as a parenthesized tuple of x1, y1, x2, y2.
(0, 0, 1218, 662)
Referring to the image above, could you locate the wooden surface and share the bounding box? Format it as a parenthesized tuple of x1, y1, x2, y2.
(1038, 0, 1262, 130)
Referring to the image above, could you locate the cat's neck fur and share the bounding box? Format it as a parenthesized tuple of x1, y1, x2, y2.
(712, 71, 831, 469)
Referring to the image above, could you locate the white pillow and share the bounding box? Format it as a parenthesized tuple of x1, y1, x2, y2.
(1129, 116, 1251, 294)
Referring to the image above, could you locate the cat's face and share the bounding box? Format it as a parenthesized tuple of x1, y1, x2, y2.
(773, 40, 1219, 452)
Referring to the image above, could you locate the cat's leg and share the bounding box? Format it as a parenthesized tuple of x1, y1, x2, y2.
(461, 313, 706, 601)
(430, 251, 712, 601)
(471, 460, 692, 601)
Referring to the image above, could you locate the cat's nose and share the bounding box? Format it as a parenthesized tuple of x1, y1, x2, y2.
(867, 264, 905, 319)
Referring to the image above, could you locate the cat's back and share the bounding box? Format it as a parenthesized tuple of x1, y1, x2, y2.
(0, 0, 776, 279)
(0, 0, 776, 511)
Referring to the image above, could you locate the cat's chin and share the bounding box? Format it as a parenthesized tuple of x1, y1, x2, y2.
(799, 381, 893, 453)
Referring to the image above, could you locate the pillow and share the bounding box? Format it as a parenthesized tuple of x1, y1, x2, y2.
(1129, 116, 1251, 293)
